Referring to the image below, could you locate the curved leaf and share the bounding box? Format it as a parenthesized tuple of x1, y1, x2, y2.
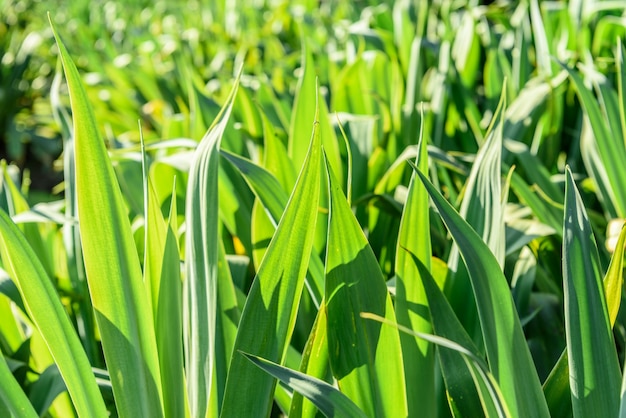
(241, 352, 367, 418)
(413, 165, 549, 417)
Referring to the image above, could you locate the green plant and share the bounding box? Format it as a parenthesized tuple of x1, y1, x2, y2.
(1, 2, 626, 417)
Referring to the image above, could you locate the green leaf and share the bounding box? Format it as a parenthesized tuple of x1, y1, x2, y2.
(446, 93, 507, 350)
(0, 342, 39, 417)
(289, 300, 330, 418)
(220, 150, 324, 306)
(406, 252, 507, 418)
(241, 351, 367, 418)
(562, 63, 626, 217)
(393, 125, 436, 415)
(50, 18, 162, 417)
(324, 153, 408, 417)
(184, 70, 242, 418)
(360, 311, 509, 418)
(544, 221, 626, 418)
(413, 166, 549, 417)
(604, 222, 626, 326)
(289, 42, 341, 252)
(144, 175, 185, 418)
(219, 101, 322, 418)
(0, 210, 107, 417)
(562, 167, 621, 417)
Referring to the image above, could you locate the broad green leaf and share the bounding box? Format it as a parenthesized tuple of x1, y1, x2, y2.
(394, 125, 435, 415)
(324, 154, 408, 417)
(184, 69, 241, 418)
(0, 210, 107, 417)
(562, 167, 620, 417)
(220, 150, 324, 306)
(413, 167, 549, 417)
(51, 19, 162, 417)
(0, 341, 39, 418)
(219, 103, 322, 418)
(241, 352, 367, 418)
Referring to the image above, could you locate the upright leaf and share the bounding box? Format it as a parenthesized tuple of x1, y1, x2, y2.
(414, 167, 549, 417)
(324, 155, 408, 417)
(0, 210, 107, 418)
(144, 177, 185, 418)
(0, 350, 37, 418)
(50, 19, 163, 417)
(562, 167, 621, 417)
(220, 103, 322, 418)
(394, 127, 435, 415)
(241, 352, 367, 418)
(184, 71, 241, 418)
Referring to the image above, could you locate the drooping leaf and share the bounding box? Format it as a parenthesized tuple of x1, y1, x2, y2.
(241, 352, 367, 418)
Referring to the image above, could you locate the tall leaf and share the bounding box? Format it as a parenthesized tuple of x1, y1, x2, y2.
(394, 126, 436, 415)
(144, 176, 185, 418)
(50, 18, 163, 417)
(241, 352, 367, 418)
(324, 155, 408, 417)
(562, 167, 621, 417)
(0, 210, 107, 417)
(184, 70, 242, 418)
(413, 167, 549, 417)
(219, 103, 322, 417)
(0, 350, 37, 418)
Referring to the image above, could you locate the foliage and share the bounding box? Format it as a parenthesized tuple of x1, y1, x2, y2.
(1, 0, 626, 417)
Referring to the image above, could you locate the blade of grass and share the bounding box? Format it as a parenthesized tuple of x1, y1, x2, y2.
(360, 312, 510, 418)
(219, 100, 322, 418)
(416, 256, 505, 418)
(220, 150, 324, 306)
(289, 300, 330, 418)
(544, 220, 626, 418)
(446, 93, 507, 350)
(50, 18, 163, 417)
(562, 167, 621, 417)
